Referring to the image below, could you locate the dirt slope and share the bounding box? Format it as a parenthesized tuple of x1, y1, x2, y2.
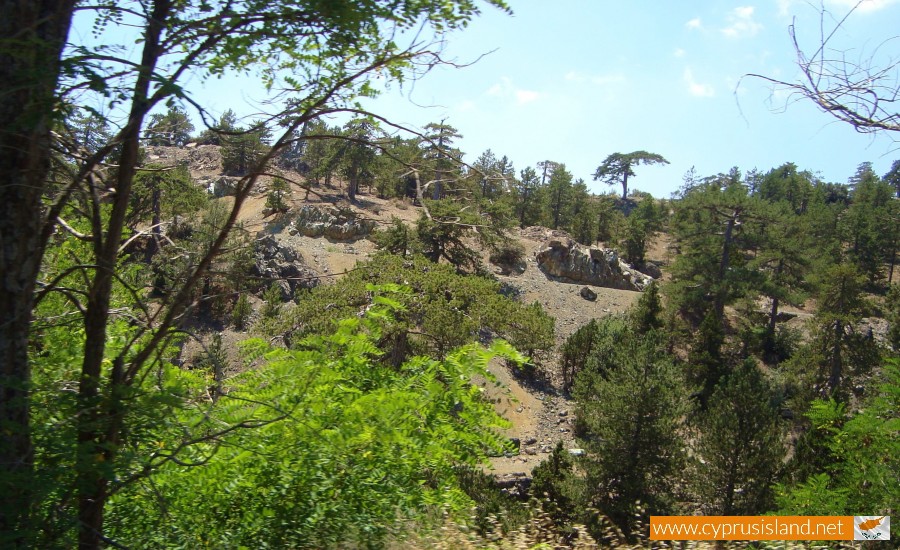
(167, 144, 653, 479)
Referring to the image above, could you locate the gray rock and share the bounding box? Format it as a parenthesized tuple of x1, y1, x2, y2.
(207, 175, 241, 198)
(252, 235, 318, 299)
(580, 286, 597, 301)
(636, 261, 663, 279)
(291, 205, 375, 241)
(536, 238, 654, 291)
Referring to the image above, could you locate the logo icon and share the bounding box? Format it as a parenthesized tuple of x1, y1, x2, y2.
(854, 516, 890, 541)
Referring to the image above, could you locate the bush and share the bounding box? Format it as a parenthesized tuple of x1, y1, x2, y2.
(489, 239, 525, 270)
(232, 293, 252, 330)
(105, 299, 525, 547)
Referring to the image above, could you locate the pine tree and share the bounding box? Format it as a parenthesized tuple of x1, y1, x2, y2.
(692, 359, 784, 515)
(575, 329, 688, 537)
(145, 106, 194, 146)
(630, 281, 664, 334)
(812, 262, 877, 396)
(667, 171, 763, 323)
(221, 121, 270, 176)
(265, 176, 290, 214)
(545, 163, 573, 230)
(514, 166, 544, 228)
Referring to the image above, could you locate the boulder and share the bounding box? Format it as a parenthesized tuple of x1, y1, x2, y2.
(251, 235, 318, 299)
(536, 238, 654, 291)
(636, 260, 663, 279)
(206, 175, 241, 198)
(291, 205, 375, 241)
(580, 286, 597, 301)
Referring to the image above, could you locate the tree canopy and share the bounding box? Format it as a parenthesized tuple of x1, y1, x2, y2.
(593, 151, 669, 199)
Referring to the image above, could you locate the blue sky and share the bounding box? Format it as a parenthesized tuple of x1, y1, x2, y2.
(74, 0, 900, 197)
(356, 0, 900, 197)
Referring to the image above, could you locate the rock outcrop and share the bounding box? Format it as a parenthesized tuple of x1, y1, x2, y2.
(198, 175, 241, 198)
(289, 205, 375, 241)
(536, 238, 653, 291)
(252, 235, 318, 299)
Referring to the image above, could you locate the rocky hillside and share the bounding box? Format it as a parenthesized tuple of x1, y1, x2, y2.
(153, 144, 671, 480)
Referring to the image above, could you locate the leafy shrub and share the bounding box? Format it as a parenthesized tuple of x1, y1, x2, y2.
(105, 291, 526, 547)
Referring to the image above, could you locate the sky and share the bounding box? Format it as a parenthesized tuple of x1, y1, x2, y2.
(74, 0, 900, 197)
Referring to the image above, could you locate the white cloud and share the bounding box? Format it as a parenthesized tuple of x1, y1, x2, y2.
(674, 48, 686, 58)
(684, 67, 715, 97)
(515, 90, 540, 105)
(778, 0, 896, 19)
(721, 5, 763, 38)
(456, 99, 477, 113)
(827, 0, 899, 12)
(777, 0, 795, 17)
(485, 76, 541, 106)
(685, 17, 703, 30)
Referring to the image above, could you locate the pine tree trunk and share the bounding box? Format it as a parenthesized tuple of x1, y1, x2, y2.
(0, 1, 76, 541)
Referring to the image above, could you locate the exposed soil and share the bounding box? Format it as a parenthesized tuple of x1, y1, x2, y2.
(161, 145, 661, 480)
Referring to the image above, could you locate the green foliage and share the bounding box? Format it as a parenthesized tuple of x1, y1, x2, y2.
(574, 328, 688, 537)
(630, 281, 664, 334)
(195, 109, 238, 145)
(488, 238, 525, 270)
(593, 150, 669, 199)
(286, 254, 554, 368)
(531, 443, 585, 531)
(414, 198, 511, 272)
(232, 293, 252, 330)
(129, 162, 206, 228)
(544, 164, 574, 230)
(560, 320, 602, 393)
(615, 197, 665, 265)
(514, 166, 545, 228)
(221, 121, 271, 176)
(689, 309, 727, 406)
(594, 194, 623, 243)
(666, 172, 763, 322)
(811, 261, 879, 396)
(336, 118, 379, 200)
(260, 283, 285, 320)
(776, 359, 900, 517)
(887, 284, 900, 351)
(567, 317, 631, 396)
(145, 106, 194, 146)
(66, 108, 113, 154)
(372, 216, 417, 257)
(455, 467, 530, 536)
(105, 298, 524, 547)
(265, 175, 290, 214)
(691, 359, 784, 515)
(5, 0, 517, 545)
(841, 165, 897, 284)
(503, 301, 556, 373)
